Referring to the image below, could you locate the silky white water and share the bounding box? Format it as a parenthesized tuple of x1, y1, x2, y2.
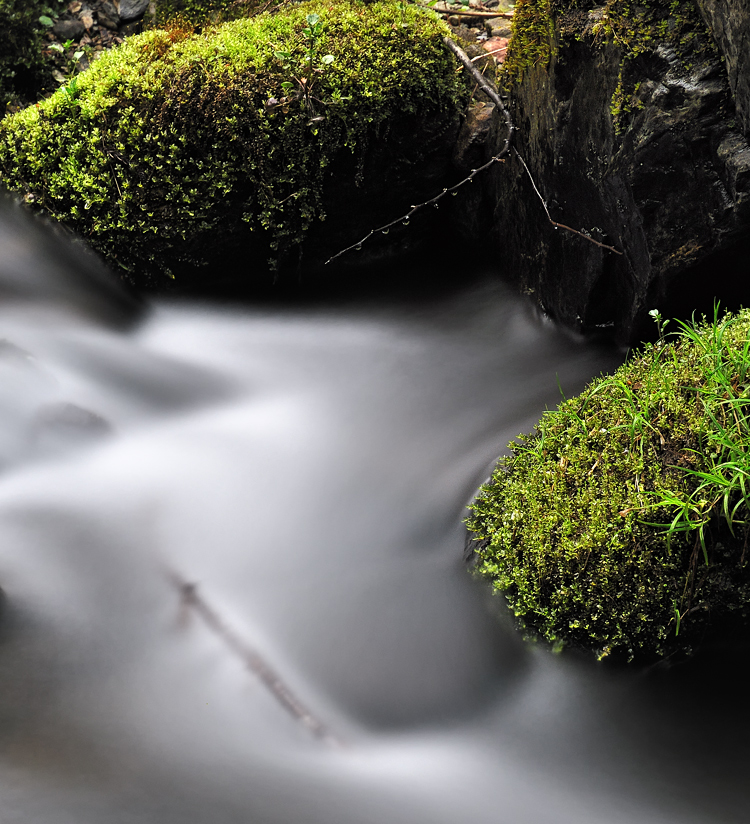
(0, 200, 748, 823)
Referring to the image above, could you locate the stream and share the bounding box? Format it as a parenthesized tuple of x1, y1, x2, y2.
(1, 200, 749, 823)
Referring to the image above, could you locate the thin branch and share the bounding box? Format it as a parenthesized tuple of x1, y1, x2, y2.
(166, 569, 341, 746)
(513, 148, 552, 221)
(327, 37, 514, 266)
(443, 37, 512, 132)
(420, 4, 513, 18)
(471, 46, 507, 62)
(326, 38, 621, 264)
(512, 148, 623, 255)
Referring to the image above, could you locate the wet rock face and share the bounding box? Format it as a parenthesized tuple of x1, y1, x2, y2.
(697, 0, 750, 137)
(480, 5, 750, 343)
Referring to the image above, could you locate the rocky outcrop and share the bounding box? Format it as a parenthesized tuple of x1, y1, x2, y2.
(696, 0, 750, 137)
(467, 0, 750, 343)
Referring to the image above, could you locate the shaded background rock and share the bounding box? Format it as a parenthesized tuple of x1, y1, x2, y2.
(697, 0, 750, 138)
(457, 0, 750, 344)
(119, 0, 151, 21)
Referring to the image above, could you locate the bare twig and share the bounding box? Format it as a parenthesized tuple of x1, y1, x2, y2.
(327, 37, 514, 266)
(420, 4, 513, 18)
(471, 46, 508, 62)
(325, 155, 506, 264)
(512, 148, 623, 255)
(443, 37, 513, 138)
(326, 38, 621, 264)
(166, 569, 341, 746)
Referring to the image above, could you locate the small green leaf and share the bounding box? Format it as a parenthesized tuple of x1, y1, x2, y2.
(306, 12, 320, 25)
(74, 51, 85, 61)
(38, 14, 54, 26)
(320, 54, 334, 65)
(49, 42, 64, 53)
(274, 50, 290, 61)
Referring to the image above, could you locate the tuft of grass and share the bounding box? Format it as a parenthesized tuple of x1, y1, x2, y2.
(468, 307, 750, 662)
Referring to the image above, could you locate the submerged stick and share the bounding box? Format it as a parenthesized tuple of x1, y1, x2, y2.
(166, 569, 341, 746)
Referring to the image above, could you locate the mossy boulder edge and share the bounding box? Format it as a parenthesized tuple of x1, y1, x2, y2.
(0, 0, 467, 286)
(469, 309, 750, 662)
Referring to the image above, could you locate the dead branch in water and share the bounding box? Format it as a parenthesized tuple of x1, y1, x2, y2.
(166, 569, 341, 746)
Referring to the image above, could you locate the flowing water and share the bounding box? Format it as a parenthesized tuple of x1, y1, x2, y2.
(1, 200, 749, 823)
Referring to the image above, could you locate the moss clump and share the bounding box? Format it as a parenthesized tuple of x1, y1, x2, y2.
(501, 0, 554, 83)
(502, 0, 717, 127)
(0, 0, 464, 283)
(468, 310, 750, 662)
(0, 0, 60, 108)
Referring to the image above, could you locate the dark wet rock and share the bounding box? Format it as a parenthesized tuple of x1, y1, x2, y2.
(97, 1, 121, 30)
(462, 4, 750, 343)
(485, 18, 511, 38)
(453, 101, 496, 171)
(118, 0, 151, 21)
(119, 19, 143, 36)
(697, 0, 750, 137)
(52, 17, 86, 41)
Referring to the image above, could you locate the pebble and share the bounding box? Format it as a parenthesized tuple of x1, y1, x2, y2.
(119, 0, 151, 22)
(40, 0, 152, 92)
(98, 0, 121, 30)
(52, 18, 86, 40)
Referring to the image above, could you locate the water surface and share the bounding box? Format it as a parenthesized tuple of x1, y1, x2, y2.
(1, 203, 748, 823)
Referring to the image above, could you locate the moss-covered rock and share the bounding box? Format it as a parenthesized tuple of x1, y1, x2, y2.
(468, 309, 750, 661)
(0, 0, 466, 286)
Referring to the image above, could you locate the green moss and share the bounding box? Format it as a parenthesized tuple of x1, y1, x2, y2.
(468, 309, 750, 662)
(0, 0, 465, 282)
(502, 0, 717, 131)
(592, 0, 717, 133)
